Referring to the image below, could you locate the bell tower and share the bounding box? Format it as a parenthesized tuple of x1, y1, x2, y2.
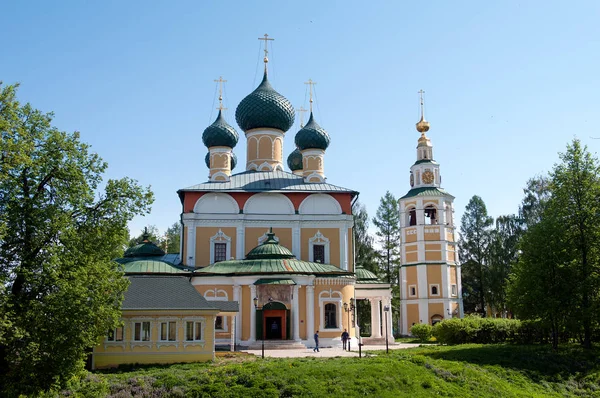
(398, 91, 463, 335)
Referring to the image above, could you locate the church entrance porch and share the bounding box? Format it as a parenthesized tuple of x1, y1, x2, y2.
(256, 302, 290, 341)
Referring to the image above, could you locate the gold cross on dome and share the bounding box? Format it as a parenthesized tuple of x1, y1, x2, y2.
(304, 79, 317, 112)
(418, 89, 425, 118)
(297, 106, 308, 127)
(214, 76, 228, 111)
(258, 33, 274, 64)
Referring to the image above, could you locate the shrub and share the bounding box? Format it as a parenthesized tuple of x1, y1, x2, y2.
(411, 323, 433, 342)
(432, 315, 523, 345)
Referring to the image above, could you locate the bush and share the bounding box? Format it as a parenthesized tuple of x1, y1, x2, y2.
(432, 315, 523, 345)
(411, 323, 433, 342)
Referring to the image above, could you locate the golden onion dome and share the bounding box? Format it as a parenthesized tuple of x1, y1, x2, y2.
(416, 116, 430, 133)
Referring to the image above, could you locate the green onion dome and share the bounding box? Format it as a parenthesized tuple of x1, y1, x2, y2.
(204, 151, 237, 170)
(287, 148, 303, 171)
(235, 72, 295, 132)
(245, 232, 295, 260)
(294, 112, 330, 151)
(202, 110, 239, 148)
(124, 230, 165, 257)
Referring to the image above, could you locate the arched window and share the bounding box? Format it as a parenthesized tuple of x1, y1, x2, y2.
(408, 208, 417, 226)
(424, 205, 437, 225)
(324, 303, 337, 329)
(445, 205, 453, 226)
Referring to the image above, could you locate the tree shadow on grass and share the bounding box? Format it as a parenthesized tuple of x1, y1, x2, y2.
(417, 344, 600, 382)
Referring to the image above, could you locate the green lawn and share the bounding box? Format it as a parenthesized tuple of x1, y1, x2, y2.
(57, 345, 600, 397)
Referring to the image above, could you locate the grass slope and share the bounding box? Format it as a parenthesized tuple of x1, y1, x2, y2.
(58, 345, 600, 397)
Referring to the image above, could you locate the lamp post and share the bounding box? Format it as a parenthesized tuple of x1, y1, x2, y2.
(253, 297, 264, 359)
(343, 298, 355, 351)
(383, 305, 390, 354)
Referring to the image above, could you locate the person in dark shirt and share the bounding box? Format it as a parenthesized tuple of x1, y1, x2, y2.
(341, 329, 349, 350)
(313, 330, 320, 352)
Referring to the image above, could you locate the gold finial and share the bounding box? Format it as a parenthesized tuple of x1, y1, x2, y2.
(297, 106, 308, 128)
(304, 79, 317, 112)
(214, 76, 228, 111)
(416, 89, 430, 134)
(258, 33, 274, 73)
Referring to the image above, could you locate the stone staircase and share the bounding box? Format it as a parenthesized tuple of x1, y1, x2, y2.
(246, 340, 306, 350)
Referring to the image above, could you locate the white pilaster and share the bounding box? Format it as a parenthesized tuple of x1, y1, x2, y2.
(292, 225, 301, 259)
(233, 285, 242, 345)
(339, 227, 348, 270)
(186, 225, 196, 267)
(249, 284, 256, 342)
(236, 226, 244, 260)
(292, 285, 300, 341)
(370, 298, 382, 338)
(306, 285, 315, 338)
(383, 297, 394, 342)
(441, 263, 449, 298)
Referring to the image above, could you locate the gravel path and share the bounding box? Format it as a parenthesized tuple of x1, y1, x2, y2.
(242, 343, 420, 358)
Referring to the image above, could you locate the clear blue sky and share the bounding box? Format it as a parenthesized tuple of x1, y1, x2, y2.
(2, 1, 599, 239)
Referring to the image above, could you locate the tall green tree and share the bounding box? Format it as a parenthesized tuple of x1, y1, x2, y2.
(547, 139, 600, 348)
(519, 176, 550, 228)
(459, 195, 493, 316)
(0, 84, 154, 395)
(353, 201, 379, 275)
(486, 215, 522, 316)
(372, 191, 401, 284)
(165, 221, 182, 253)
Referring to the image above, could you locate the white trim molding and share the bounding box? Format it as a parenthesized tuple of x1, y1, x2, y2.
(318, 289, 343, 332)
(309, 230, 330, 264)
(210, 229, 232, 264)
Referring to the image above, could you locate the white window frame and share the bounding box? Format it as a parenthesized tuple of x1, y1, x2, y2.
(130, 318, 153, 348)
(159, 320, 178, 342)
(309, 231, 330, 264)
(408, 284, 417, 298)
(183, 317, 207, 348)
(204, 289, 229, 332)
(210, 229, 231, 264)
(106, 326, 124, 342)
(451, 284, 457, 297)
(318, 289, 343, 332)
(429, 284, 440, 297)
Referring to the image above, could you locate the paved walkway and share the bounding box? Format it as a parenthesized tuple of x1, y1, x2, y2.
(242, 343, 420, 358)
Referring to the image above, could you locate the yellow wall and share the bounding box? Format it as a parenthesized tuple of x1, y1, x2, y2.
(405, 244, 418, 263)
(241, 286, 251, 341)
(429, 302, 445, 321)
(446, 231, 454, 242)
(424, 226, 441, 241)
(313, 284, 354, 339)
(299, 287, 307, 339)
(301, 228, 340, 266)
(427, 264, 442, 298)
(404, 227, 417, 243)
(450, 266, 457, 285)
(195, 226, 237, 266)
(93, 310, 216, 369)
(407, 304, 419, 329)
(405, 266, 418, 296)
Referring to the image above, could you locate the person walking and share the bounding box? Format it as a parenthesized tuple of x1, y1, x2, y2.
(313, 330, 320, 352)
(341, 329, 349, 350)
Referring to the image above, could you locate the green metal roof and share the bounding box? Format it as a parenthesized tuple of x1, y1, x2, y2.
(179, 170, 357, 194)
(235, 72, 295, 132)
(355, 266, 388, 285)
(116, 257, 191, 274)
(287, 148, 303, 171)
(246, 233, 295, 259)
(124, 239, 165, 258)
(400, 187, 455, 200)
(202, 110, 239, 148)
(255, 278, 296, 285)
(123, 276, 217, 311)
(195, 258, 352, 276)
(295, 112, 331, 150)
(413, 159, 438, 165)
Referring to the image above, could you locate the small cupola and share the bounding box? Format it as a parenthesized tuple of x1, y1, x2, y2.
(287, 148, 303, 176)
(124, 228, 165, 258)
(203, 76, 239, 182)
